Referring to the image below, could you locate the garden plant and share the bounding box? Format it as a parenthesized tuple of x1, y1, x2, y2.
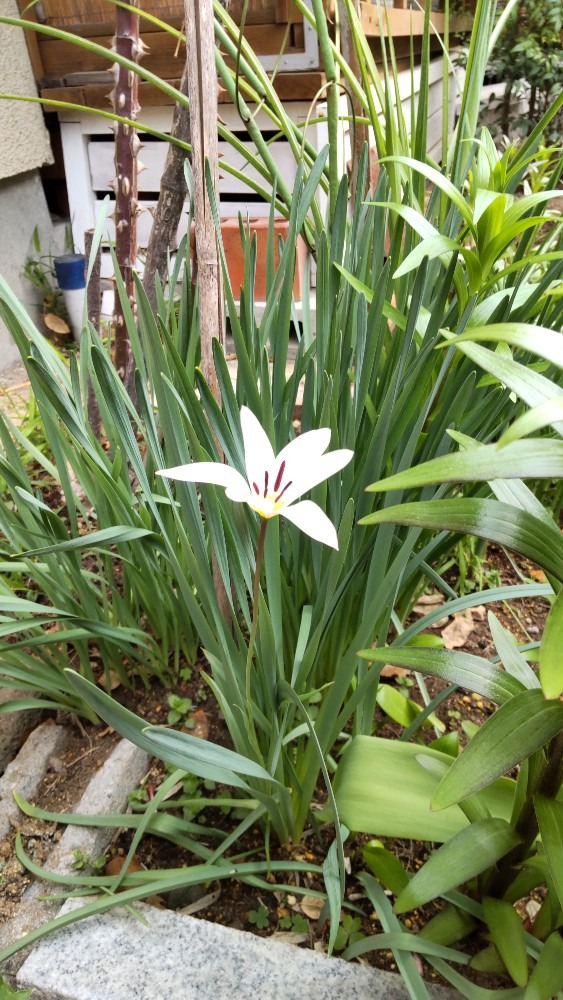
(0, 0, 562, 997)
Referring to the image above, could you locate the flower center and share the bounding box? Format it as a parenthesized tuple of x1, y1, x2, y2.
(251, 461, 293, 516)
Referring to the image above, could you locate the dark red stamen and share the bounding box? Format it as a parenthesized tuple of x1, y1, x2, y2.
(253, 482, 260, 494)
(274, 461, 286, 492)
(276, 480, 293, 501)
(263, 471, 269, 498)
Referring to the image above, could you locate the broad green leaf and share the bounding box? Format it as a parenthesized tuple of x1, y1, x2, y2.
(359, 500, 563, 583)
(523, 932, 563, 1000)
(443, 339, 563, 435)
(451, 324, 563, 370)
(534, 796, 563, 911)
(376, 684, 441, 730)
(483, 897, 528, 987)
(499, 397, 563, 446)
(419, 906, 477, 947)
(366, 440, 563, 492)
(362, 840, 409, 895)
(394, 819, 520, 914)
(359, 646, 524, 705)
(539, 589, 563, 699)
(333, 736, 514, 843)
(432, 690, 563, 810)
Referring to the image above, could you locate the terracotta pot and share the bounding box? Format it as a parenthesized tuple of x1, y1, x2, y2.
(192, 217, 308, 301)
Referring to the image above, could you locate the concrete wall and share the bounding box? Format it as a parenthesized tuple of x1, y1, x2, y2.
(0, 0, 54, 372)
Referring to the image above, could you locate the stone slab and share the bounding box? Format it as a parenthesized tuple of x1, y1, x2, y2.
(0, 689, 43, 776)
(18, 899, 458, 1000)
(0, 738, 150, 956)
(0, 720, 69, 841)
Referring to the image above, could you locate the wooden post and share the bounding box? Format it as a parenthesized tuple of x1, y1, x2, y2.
(184, 0, 229, 623)
(184, 0, 225, 403)
(143, 63, 191, 313)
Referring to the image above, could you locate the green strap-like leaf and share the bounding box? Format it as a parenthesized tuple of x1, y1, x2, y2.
(394, 819, 521, 914)
(365, 440, 563, 492)
(432, 690, 563, 810)
(359, 499, 563, 583)
(539, 589, 563, 699)
(451, 324, 563, 370)
(18, 525, 154, 557)
(483, 897, 528, 988)
(534, 796, 563, 912)
(359, 646, 525, 705)
(65, 670, 253, 790)
(523, 931, 563, 1000)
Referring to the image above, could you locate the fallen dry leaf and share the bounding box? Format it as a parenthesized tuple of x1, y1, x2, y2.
(380, 664, 412, 679)
(270, 932, 309, 946)
(414, 593, 445, 608)
(300, 896, 326, 920)
(188, 708, 209, 740)
(105, 855, 163, 907)
(530, 569, 547, 583)
(441, 610, 477, 649)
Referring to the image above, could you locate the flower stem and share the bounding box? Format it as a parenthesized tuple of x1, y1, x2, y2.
(245, 518, 268, 744)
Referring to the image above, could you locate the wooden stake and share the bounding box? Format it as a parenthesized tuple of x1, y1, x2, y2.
(184, 0, 225, 403)
(111, 0, 142, 395)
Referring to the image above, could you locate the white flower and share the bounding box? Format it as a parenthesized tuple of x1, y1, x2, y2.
(157, 406, 353, 549)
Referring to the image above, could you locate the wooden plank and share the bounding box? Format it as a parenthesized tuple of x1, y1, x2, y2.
(359, 4, 473, 36)
(38, 22, 303, 81)
(40, 1, 184, 26)
(40, 70, 326, 109)
(38, 29, 187, 77)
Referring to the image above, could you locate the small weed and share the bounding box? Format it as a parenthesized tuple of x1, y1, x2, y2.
(71, 848, 106, 872)
(247, 905, 270, 930)
(167, 694, 194, 727)
(333, 914, 363, 951)
(278, 912, 309, 933)
(0, 976, 34, 999)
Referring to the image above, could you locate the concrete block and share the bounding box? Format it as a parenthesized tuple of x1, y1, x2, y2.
(0, 738, 150, 953)
(0, 690, 43, 776)
(0, 720, 68, 841)
(17, 899, 459, 1000)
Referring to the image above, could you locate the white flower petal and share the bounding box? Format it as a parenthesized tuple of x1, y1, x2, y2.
(281, 500, 339, 549)
(240, 406, 276, 495)
(282, 448, 354, 505)
(276, 427, 332, 472)
(157, 462, 249, 495)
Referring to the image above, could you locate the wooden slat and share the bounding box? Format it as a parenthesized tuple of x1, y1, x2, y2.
(38, 23, 303, 81)
(359, 4, 473, 36)
(40, 1, 183, 26)
(40, 70, 326, 109)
